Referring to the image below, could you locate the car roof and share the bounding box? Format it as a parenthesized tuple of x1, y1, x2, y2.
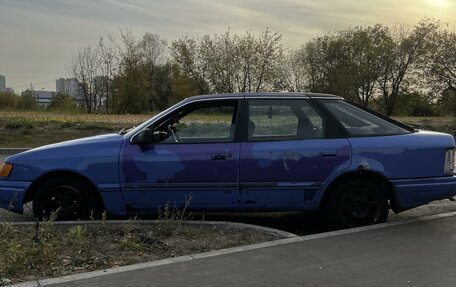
(186, 92, 343, 102)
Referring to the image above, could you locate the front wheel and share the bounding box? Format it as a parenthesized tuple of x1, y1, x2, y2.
(33, 176, 98, 221)
(325, 179, 389, 229)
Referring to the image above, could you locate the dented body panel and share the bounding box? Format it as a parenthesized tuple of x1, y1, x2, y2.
(0, 92, 455, 217)
(120, 140, 240, 212)
(239, 139, 351, 207)
(347, 131, 456, 209)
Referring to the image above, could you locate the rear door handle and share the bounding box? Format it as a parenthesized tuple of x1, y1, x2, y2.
(211, 153, 227, 160)
(321, 149, 337, 157)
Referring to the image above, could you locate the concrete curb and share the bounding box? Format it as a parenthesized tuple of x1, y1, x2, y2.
(5, 219, 298, 239)
(7, 211, 456, 287)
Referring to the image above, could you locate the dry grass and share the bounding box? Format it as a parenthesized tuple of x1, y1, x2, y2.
(0, 111, 152, 125)
(0, 221, 280, 286)
(393, 116, 456, 135)
(0, 112, 153, 148)
(0, 111, 454, 148)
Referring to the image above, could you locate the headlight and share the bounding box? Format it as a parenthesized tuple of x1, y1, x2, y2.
(444, 148, 455, 174)
(0, 162, 13, 177)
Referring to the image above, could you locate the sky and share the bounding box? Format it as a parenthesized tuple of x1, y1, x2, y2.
(0, 0, 455, 92)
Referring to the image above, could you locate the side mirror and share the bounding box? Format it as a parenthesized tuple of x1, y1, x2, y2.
(132, 128, 154, 145)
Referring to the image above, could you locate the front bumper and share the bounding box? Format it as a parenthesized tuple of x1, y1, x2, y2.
(392, 175, 456, 209)
(0, 180, 31, 214)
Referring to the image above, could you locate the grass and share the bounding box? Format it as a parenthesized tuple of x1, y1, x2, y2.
(0, 112, 152, 148)
(393, 116, 456, 135)
(0, 111, 454, 148)
(0, 197, 280, 285)
(0, 220, 279, 285)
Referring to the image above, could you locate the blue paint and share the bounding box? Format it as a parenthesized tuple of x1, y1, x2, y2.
(0, 93, 455, 218)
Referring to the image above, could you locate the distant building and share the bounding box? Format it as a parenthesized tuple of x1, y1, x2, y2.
(21, 90, 54, 107)
(94, 75, 108, 107)
(0, 75, 6, 92)
(3, 87, 14, 94)
(35, 91, 54, 107)
(56, 78, 82, 98)
(56, 76, 110, 109)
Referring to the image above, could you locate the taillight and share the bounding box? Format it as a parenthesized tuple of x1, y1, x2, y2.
(444, 148, 455, 174)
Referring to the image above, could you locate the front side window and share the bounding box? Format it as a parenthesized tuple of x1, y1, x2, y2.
(319, 99, 410, 136)
(153, 100, 238, 143)
(248, 99, 325, 141)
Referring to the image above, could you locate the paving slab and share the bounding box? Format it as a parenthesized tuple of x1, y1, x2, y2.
(44, 214, 456, 287)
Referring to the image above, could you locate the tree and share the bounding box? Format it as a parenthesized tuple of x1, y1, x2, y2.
(284, 26, 390, 106)
(420, 28, 456, 94)
(49, 92, 77, 111)
(18, 90, 38, 110)
(275, 48, 309, 92)
(0, 91, 19, 109)
(112, 29, 148, 114)
(171, 36, 212, 94)
(140, 33, 168, 110)
(152, 62, 174, 110)
(70, 46, 103, 113)
(375, 19, 439, 116)
(97, 36, 118, 114)
(298, 33, 352, 99)
(392, 90, 436, 116)
(345, 25, 392, 107)
(436, 89, 456, 116)
(171, 29, 283, 94)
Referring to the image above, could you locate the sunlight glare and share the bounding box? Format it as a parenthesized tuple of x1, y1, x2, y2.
(428, 0, 449, 8)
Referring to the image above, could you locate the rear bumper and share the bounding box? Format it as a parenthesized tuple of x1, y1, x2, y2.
(392, 175, 456, 209)
(0, 180, 31, 214)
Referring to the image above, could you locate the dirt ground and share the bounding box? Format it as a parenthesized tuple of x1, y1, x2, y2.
(0, 221, 280, 286)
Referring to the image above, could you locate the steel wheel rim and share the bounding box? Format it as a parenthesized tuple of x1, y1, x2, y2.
(41, 185, 83, 220)
(339, 187, 380, 227)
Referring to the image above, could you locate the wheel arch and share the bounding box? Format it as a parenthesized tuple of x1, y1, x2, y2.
(319, 170, 400, 213)
(23, 170, 105, 212)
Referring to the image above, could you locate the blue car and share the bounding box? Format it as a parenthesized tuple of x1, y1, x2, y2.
(1, 93, 455, 228)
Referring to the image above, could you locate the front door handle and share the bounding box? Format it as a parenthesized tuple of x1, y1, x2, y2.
(211, 153, 227, 160)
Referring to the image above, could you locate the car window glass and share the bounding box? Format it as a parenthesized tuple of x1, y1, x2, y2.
(154, 101, 237, 143)
(320, 100, 410, 136)
(248, 99, 325, 141)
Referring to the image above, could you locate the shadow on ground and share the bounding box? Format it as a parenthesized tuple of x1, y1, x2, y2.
(1, 199, 456, 236)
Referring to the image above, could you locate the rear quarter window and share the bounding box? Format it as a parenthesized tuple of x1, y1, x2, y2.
(319, 99, 411, 137)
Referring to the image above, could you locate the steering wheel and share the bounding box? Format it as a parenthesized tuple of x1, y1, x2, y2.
(168, 124, 180, 143)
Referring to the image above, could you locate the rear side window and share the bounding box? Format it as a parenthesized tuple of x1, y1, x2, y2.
(320, 100, 410, 136)
(248, 99, 325, 141)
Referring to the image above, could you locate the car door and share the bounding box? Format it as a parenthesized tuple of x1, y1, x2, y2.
(120, 99, 240, 212)
(239, 98, 351, 206)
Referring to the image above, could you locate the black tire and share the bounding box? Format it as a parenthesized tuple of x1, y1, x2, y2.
(325, 178, 389, 229)
(33, 176, 98, 221)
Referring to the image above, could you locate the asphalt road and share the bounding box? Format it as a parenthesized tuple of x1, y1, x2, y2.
(2, 153, 456, 235)
(47, 214, 456, 287)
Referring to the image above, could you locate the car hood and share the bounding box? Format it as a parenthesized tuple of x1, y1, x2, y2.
(5, 133, 124, 163)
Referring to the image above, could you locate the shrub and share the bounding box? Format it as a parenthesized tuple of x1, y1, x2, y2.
(4, 117, 35, 130)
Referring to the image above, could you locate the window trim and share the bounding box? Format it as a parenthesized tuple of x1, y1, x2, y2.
(316, 99, 414, 138)
(241, 98, 343, 143)
(132, 99, 241, 145)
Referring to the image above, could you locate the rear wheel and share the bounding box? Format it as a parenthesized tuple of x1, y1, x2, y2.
(33, 176, 98, 221)
(325, 178, 389, 229)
